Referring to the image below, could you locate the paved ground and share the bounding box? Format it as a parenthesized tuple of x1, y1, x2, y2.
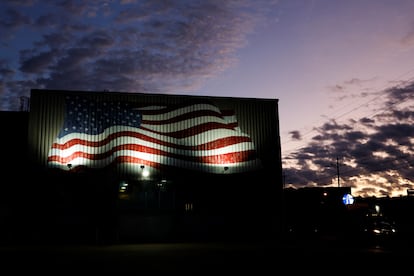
(0, 237, 412, 273)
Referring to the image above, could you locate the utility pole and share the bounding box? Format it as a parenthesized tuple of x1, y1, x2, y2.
(336, 156, 340, 188)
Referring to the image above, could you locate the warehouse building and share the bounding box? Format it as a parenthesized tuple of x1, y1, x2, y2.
(7, 89, 284, 244)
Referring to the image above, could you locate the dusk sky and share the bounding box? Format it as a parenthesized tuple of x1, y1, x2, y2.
(2, 0, 414, 197)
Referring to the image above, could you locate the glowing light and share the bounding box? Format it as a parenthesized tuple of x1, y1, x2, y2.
(142, 169, 149, 177)
(118, 181, 129, 193)
(342, 193, 354, 205)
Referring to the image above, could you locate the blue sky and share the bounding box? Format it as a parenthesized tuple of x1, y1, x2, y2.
(2, 0, 414, 197)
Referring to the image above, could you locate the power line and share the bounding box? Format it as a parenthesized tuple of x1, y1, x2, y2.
(282, 70, 414, 158)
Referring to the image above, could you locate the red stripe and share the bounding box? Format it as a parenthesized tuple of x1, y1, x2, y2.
(140, 122, 238, 139)
(141, 110, 224, 125)
(136, 100, 218, 115)
(47, 143, 257, 164)
(51, 131, 251, 151)
(220, 110, 235, 116)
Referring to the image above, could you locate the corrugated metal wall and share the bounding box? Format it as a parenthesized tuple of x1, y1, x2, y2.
(28, 89, 282, 182)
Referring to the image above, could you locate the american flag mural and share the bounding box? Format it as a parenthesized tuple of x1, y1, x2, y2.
(47, 95, 262, 174)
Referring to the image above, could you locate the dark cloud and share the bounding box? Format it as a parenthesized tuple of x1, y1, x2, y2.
(0, 60, 15, 79)
(284, 81, 414, 197)
(391, 109, 414, 121)
(0, 8, 31, 29)
(54, 0, 90, 17)
(33, 13, 60, 28)
(19, 50, 57, 73)
(0, 0, 276, 110)
(289, 130, 301, 140)
(384, 82, 414, 106)
(359, 117, 375, 125)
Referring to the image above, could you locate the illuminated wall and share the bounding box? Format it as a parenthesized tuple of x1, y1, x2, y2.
(28, 89, 282, 182)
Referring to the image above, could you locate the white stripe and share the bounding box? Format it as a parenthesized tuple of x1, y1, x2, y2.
(52, 125, 251, 146)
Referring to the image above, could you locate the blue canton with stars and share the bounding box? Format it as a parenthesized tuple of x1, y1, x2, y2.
(58, 95, 142, 138)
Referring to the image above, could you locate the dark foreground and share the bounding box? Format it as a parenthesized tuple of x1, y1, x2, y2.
(0, 236, 413, 273)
